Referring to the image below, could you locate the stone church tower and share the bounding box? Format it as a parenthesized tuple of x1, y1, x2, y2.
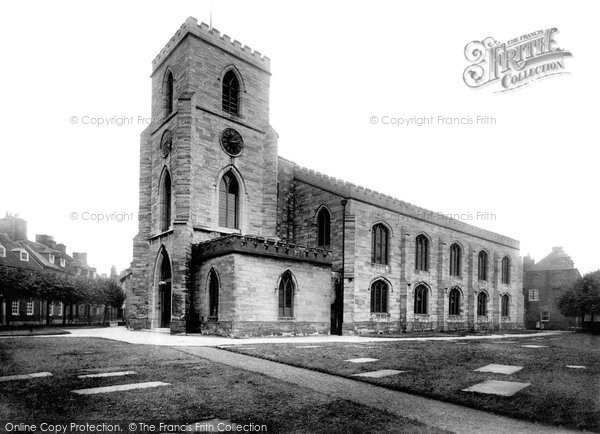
(129, 17, 284, 332)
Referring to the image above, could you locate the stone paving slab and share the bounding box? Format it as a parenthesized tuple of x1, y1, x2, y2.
(475, 364, 523, 375)
(352, 369, 404, 378)
(462, 380, 531, 397)
(345, 357, 378, 363)
(0, 372, 52, 382)
(72, 381, 170, 395)
(78, 371, 136, 379)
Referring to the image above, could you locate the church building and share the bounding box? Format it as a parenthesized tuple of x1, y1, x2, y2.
(128, 17, 524, 336)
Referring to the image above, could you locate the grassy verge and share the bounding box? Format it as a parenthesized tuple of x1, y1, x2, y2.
(223, 333, 600, 431)
(0, 337, 446, 433)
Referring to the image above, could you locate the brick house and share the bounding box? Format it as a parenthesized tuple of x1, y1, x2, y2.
(0, 215, 106, 326)
(128, 17, 524, 336)
(523, 247, 581, 330)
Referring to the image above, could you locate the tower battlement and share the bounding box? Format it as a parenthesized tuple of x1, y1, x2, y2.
(152, 17, 270, 74)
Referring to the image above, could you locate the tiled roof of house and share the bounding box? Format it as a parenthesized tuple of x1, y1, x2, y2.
(530, 247, 576, 271)
(0, 233, 43, 272)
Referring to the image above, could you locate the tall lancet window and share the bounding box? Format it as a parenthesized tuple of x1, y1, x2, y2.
(219, 172, 239, 229)
(159, 169, 172, 232)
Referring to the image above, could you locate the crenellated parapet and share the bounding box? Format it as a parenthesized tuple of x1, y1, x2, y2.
(193, 234, 332, 265)
(285, 158, 519, 249)
(152, 16, 270, 74)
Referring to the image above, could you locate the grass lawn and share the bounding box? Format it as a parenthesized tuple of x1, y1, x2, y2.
(223, 333, 600, 432)
(0, 337, 446, 433)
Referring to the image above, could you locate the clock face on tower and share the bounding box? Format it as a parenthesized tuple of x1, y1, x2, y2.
(220, 128, 244, 156)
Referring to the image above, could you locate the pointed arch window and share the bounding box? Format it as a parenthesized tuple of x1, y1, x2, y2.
(222, 70, 240, 115)
(371, 224, 389, 265)
(478, 251, 488, 281)
(219, 172, 239, 229)
(449, 243, 461, 276)
(415, 235, 429, 271)
(370, 280, 389, 313)
(317, 207, 331, 247)
(501, 256, 511, 284)
(159, 169, 172, 232)
(449, 287, 461, 315)
(414, 284, 428, 314)
(208, 269, 219, 318)
(501, 294, 510, 317)
(278, 270, 295, 318)
(164, 70, 174, 116)
(477, 292, 488, 316)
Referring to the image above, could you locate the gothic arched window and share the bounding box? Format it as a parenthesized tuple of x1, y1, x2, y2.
(415, 234, 429, 271)
(477, 292, 487, 316)
(501, 294, 510, 317)
(478, 251, 488, 281)
(449, 287, 461, 315)
(278, 270, 295, 318)
(501, 256, 511, 284)
(317, 207, 331, 247)
(370, 280, 389, 313)
(159, 169, 172, 232)
(164, 70, 174, 116)
(414, 284, 428, 314)
(449, 243, 461, 276)
(371, 224, 389, 265)
(219, 172, 239, 229)
(222, 70, 240, 115)
(208, 269, 219, 318)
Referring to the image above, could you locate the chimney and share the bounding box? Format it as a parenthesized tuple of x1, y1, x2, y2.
(552, 246, 564, 253)
(73, 252, 88, 266)
(523, 255, 535, 271)
(0, 215, 27, 241)
(55, 243, 66, 253)
(36, 234, 57, 249)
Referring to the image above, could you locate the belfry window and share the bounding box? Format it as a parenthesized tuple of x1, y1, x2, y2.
(164, 70, 174, 116)
(415, 235, 429, 271)
(278, 270, 295, 318)
(371, 224, 389, 265)
(219, 172, 239, 229)
(370, 280, 389, 313)
(317, 207, 331, 247)
(222, 70, 240, 115)
(449, 243, 461, 276)
(159, 169, 172, 232)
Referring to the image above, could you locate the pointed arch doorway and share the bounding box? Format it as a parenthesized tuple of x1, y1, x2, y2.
(156, 248, 172, 328)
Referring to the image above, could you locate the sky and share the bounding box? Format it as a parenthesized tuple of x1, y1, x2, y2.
(0, 0, 598, 276)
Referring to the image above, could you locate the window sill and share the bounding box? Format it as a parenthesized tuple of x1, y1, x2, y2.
(278, 317, 295, 321)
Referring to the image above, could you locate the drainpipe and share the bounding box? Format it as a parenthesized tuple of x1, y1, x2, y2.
(339, 199, 348, 334)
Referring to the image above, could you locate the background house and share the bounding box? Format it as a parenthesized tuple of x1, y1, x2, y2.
(523, 246, 581, 329)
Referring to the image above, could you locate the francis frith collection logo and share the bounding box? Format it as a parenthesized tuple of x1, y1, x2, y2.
(463, 28, 572, 92)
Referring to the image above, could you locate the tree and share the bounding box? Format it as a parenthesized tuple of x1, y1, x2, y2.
(558, 270, 600, 319)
